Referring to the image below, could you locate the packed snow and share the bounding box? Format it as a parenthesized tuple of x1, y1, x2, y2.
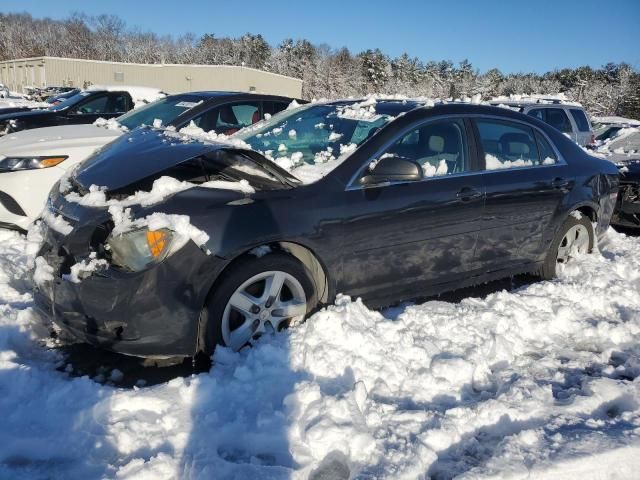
(0, 224, 638, 479)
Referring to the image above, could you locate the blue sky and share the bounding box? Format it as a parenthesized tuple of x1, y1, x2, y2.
(3, 0, 639, 73)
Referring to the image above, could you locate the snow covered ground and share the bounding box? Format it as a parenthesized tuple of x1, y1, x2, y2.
(0, 226, 639, 480)
(0, 94, 48, 110)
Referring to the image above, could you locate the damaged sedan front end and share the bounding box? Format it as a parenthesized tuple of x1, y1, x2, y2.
(34, 126, 297, 357)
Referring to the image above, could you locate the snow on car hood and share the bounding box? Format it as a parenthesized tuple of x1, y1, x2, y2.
(0, 124, 122, 158)
(74, 126, 230, 191)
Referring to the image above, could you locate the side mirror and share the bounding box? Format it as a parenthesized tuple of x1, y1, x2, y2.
(360, 156, 422, 186)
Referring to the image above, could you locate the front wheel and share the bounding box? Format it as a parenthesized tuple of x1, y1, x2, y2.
(539, 214, 594, 279)
(201, 252, 317, 353)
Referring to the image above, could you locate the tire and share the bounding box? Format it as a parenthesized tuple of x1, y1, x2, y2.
(200, 252, 317, 354)
(539, 214, 594, 280)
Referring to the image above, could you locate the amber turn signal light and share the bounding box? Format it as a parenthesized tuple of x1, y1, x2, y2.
(39, 156, 68, 168)
(146, 230, 168, 258)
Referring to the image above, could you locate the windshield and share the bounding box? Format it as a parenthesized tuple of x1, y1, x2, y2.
(608, 131, 640, 153)
(116, 94, 204, 130)
(48, 91, 93, 111)
(236, 102, 392, 182)
(596, 126, 622, 142)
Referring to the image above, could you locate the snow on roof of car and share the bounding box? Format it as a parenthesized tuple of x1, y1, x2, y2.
(85, 85, 167, 107)
(592, 116, 640, 126)
(489, 93, 583, 107)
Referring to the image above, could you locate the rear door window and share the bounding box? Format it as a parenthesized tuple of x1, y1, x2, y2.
(476, 119, 541, 169)
(569, 109, 591, 132)
(534, 131, 558, 165)
(544, 108, 573, 134)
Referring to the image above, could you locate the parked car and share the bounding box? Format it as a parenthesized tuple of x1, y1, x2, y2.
(489, 97, 594, 147)
(46, 88, 81, 106)
(0, 86, 164, 137)
(594, 127, 640, 228)
(0, 84, 9, 99)
(591, 116, 640, 144)
(35, 100, 619, 359)
(0, 91, 299, 231)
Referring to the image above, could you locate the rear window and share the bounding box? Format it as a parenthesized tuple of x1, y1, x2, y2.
(569, 109, 591, 132)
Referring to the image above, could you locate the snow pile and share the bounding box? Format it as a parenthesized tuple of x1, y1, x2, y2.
(66, 176, 254, 209)
(336, 97, 381, 121)
(63, 252, 108, 283)
(592, 116, 640, 127)
(484, 153, 556, 170)
(490, 93, 582, 107)
(2, 225, 640, 478)
(94, 117, 128, 132)
(108, 206, 210, 251)
(41, 209, 73, 235)
(170, 121, 252, 150)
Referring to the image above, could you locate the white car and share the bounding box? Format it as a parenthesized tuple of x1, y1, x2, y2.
(0, 91, 296, 230)
(0, 84, 9, 99)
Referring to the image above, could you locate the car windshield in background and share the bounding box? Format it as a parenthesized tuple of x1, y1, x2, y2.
(117, 94, 204, 130)
(237, 102, 392, 173)
(608, 131, 640, 153)
(48, 91, 90, 111)
(596, 126, 623, 141)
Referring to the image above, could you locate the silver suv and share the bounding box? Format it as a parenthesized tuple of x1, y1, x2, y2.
(490, 97, 594, 147)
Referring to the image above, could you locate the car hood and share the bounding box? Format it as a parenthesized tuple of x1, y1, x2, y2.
(0, 108, 53, 122)
(75, 127, 231, 191)
(0, 124, 122, 158)
(0, 106, 34, 115)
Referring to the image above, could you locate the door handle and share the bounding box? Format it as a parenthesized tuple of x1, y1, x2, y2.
(551, 177, 570, 189)
(456, 187, 482, 201)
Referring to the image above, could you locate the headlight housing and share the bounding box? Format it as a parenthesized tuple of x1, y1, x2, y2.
(0, 155, 67, 172)
(106, 228, 174, 272)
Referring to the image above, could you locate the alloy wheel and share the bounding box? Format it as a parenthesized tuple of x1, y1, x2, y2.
(556, 224, 589, 263)
(221, 270, 307, 351)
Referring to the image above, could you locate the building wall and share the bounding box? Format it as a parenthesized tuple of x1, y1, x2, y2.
(0, 57, 303, 98)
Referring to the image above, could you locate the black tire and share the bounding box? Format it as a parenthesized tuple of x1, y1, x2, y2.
(200, 252, 317, 354)
(539, 214, 594, 280)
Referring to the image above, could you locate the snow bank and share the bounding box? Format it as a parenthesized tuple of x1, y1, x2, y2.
(0, 225, 639, 478)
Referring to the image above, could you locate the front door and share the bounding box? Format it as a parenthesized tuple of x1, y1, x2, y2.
(338, 118, 485, 305)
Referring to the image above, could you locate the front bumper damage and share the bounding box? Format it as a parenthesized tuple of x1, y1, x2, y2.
(34, 222, 226, 358)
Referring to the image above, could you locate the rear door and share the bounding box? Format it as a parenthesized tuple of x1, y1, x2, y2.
(472, 117, 570, 270)
(339, 117, 485, 303)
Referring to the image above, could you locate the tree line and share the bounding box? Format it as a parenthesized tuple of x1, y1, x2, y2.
(1, 12, 638, 118)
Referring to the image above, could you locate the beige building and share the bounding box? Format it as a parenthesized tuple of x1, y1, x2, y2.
(0, 56, 303, 98)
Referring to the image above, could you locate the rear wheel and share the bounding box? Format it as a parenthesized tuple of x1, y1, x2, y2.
(202, 252, 316, 353)
(540, 214, 594, 279)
